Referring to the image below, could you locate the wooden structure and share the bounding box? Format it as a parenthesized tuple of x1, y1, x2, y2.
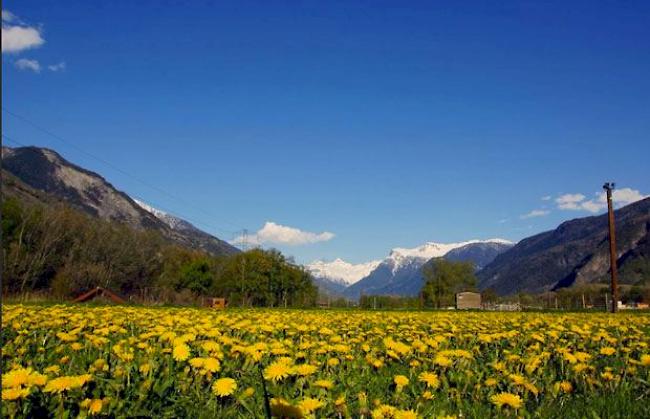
(72, 287, 126, 304)
(204, 297, 227, 309)
(456, 292, 481, 310)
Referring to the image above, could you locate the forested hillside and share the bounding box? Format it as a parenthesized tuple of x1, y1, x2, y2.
(1, 195, 317, 306)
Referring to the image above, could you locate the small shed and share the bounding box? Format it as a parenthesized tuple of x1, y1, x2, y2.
(72, 287, 126, 304)
(456, 292, 481, 310)
(204, 297, 227, 309)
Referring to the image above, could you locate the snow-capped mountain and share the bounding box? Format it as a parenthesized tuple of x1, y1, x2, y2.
(343, 239, 513, 299)
(131, 198, 238, 255)
(386, 239, 511, 273)
(133, 199, 197, 233)
(307, 258, 382, 285)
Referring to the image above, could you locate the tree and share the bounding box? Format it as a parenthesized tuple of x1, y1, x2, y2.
(214, 249, 317, 307)
(178, 259, 214, 294)
(1, 195, 318, 307)
(481, 288, 498, 304)
(421, 259, 476, 308)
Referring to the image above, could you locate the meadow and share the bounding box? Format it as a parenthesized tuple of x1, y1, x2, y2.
(2, 304, 649, 418)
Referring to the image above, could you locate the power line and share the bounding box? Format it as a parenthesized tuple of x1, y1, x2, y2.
(1, 107, 245, 232)
(3, 133, 241, 240)
(2, 134, 29, 148)
(1, 109, 249, 239)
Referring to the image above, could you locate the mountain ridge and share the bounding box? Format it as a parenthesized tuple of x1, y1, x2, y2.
(478, 197, 650, 295)
(2, 146, 239, 256)
(306, 258, 382, 286)
(341, 239, 514, 299)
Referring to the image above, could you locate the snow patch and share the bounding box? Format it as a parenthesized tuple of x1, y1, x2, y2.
(133, 199, 192, 231)
(387, 239, 513, 273)
(306, 258, 382, 285)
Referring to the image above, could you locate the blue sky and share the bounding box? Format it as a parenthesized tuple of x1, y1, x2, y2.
(3, 1, 649, 264)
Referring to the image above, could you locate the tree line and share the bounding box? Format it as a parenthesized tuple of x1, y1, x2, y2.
(1, 197, 317, 306)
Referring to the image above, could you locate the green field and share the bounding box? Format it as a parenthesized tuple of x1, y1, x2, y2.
(2, 304, 649, 418)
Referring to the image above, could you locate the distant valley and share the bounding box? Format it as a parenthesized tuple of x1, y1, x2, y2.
(309, 200, 650, 299)
(308, 240, 513, 299)
(4, 145, 649, 300)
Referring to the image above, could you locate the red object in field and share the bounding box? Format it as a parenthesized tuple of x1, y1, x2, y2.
(72, 287, 126, 304)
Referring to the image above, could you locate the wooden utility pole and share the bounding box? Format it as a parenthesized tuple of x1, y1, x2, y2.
(603, 182, 619, 313)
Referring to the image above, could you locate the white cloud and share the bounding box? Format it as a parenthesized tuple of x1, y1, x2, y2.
(541, 195, 552, 201)
(520, 209, 550, 219)
(555, 188, 648, 213)
(2, 24, 44, 53)
(48, 61, 66, 72)
(2, 10, 45, 54)
(233, 221, 335, 247)
(14, 58, 40, 72)
(610, 188, 649, 206)
(556, 193, 586, 210)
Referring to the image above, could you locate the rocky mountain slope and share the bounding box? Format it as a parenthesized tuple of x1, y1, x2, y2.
(2, 146, 239, 256)
(478, 197, 650, 295)
(343, 239, 513, 299)
(445, 241, 515, 270)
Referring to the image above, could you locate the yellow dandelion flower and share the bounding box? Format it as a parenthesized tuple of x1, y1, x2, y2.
(395, 409, 419, 419)
(490, 392, 523, 409)
(44, 374, 92, 393)
(509, 374, 526, 385)
(264, 361, 292, 382)
(139, 363, 151, 374)
(203, 357, 221, 373)
(270, 398, 303, 418)
(557, 381, 573, 393)
(44, 365, 61, 376)
(573, 363, 589, 374)
(372, 404, 398, 419)
(358, 391, 368, 407)
(4, 368, 30, 388)
(562, 352, 578, 364)
(298, 397, 325, 413)
(27, 372, 48, 387)
(212, 377, 237, 397)
(418, 372, 440, 389)
(172, 344, 190, 362)
(394, 375, 409, 391)
(573, 351, 591, 362)
(314, 379, 334, 390)
(2, 387, 30, 401)
(641, 355, 650, 366)
(294, 364, 317, 376)
(434, 355, 452, 367)
(89, 399, 103, 415)
(600, 371, 615, 381)
(484, 378, 498, 387)
(189, 358, 205, 368)
(600, 347, 616, 356)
